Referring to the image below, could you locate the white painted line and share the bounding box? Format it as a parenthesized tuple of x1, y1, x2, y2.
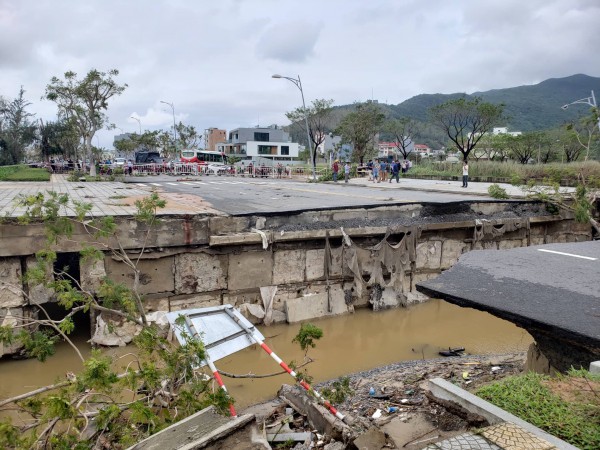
(208, 181, 220, 184)
(166, 182, 178, 185)
(135, 183, 146, 187)
(180, 182, 194, 185)
(192, 181, 206, 185)
(150, 183, 161, 186)
(537, 249, 597, 261)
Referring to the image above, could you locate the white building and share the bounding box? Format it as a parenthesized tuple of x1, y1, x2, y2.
(216, 126, 299, 162)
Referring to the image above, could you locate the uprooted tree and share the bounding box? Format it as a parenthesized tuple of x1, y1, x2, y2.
(524, 173, 600, 236)
(0, 192, 324, 448)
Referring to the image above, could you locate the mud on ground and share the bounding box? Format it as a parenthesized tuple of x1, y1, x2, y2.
(243, 353, 526, 449)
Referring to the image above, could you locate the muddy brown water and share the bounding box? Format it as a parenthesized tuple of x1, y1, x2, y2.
(0, 300, 532, 408)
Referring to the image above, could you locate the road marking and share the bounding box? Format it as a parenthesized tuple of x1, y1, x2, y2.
(180, 182, 195, 185)
(537, 249, 597, 261)
(192, 181, 206, 185)
(135, 183, 146, 187)
(167, 182, 178, 185)
(150, 183, 161, 186)
(208, 181, 220, 184)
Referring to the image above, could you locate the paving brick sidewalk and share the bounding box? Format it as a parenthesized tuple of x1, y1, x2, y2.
(0, 174, 221, 217)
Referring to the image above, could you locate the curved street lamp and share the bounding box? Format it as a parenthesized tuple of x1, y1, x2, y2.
(561, 90, 599, 161)
(272, 74, 316, 180)
(130, 116, 141, 134)
(561, 90, 599, 130)
(160, 100, 177, 153)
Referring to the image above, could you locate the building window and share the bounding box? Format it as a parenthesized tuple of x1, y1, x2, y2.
(281, 146, 289, 155)
(254, 132, 269, 142)
(258, 145, 271, 155)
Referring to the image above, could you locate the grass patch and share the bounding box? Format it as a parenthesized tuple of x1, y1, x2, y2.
(477, 369, 600, 449)
(407, 160, 600, 184)
(0, 165, 50, 182)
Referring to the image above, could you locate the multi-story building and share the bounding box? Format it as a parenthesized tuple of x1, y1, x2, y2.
(216, 125, 299, 162)
(204, 128, 227, 151)
(377, 140, 415, 159)
(414, 144, 431, 156)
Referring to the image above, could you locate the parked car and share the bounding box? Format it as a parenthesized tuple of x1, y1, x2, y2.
(135, 151, 163, 164)
(205, 163, 228, 175)
(113, 158, 126, 168)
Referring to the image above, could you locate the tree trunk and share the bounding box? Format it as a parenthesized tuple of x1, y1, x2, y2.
(85, 135, 96, 176)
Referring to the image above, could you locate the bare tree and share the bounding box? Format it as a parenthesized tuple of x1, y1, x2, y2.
(429, 97, 504, 161)
(383, 117, 418, 159)
(286, 99, 334, 166)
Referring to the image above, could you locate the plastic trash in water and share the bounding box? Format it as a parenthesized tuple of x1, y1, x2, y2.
(371, 409, 382, 419)
(369, 387, 376, 396)
(388, 407, 399, 413)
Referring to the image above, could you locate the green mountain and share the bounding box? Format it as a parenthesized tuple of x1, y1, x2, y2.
(388, 74, 600, 132)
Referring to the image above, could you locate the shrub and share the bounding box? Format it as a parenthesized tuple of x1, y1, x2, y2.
(488, 184, 509, 199)
(477, 370, 600, 450)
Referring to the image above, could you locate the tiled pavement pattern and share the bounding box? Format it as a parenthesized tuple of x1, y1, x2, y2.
(424, 432, 502, 449)
(480, 422, 556, 450)
(0, 175, 262, 217)
(423, 422, 556, 450)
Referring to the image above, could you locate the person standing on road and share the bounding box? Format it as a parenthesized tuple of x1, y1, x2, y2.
(379, 160, 387, 182)
(344, 161, 350, 183)
(372, 160, 379, 183)
(462, 160, 469, 187)
(367, 159, 373, 181)
(332, 160, 339, 182)
(390, 159, 400, 183)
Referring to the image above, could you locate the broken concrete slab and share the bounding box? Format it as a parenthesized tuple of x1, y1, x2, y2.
(352, 427, 388, 450)
(127, 406, 257, 450)
(285, 287, 349, 323)
(278, 384, 354, 443)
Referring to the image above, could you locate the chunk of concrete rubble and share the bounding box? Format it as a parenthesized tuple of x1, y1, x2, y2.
(238, 303, 266, 324)
(323, 441, 345, 450)
(352, 427, 388, 450)
(278, 384, 355, 443)
(91, 314, 142, 347)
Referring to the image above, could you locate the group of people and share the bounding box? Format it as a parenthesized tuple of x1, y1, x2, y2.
(331, 160, 351, 183)
(365, 159, 411, 183)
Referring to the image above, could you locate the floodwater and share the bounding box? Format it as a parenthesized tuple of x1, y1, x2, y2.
(0, 300, 532, 408)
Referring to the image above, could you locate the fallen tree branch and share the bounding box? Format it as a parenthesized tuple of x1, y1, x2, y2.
(219, 358, 313, 379)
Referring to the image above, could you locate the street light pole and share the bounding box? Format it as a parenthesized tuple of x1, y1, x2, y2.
(272, 74, 316, 180)
(130, 116, 141, 134)
(160, 101, 177, 154)
(561, 91, 600, 160)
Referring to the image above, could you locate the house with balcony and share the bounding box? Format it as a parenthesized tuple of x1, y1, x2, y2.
(216, 125, 299, 163)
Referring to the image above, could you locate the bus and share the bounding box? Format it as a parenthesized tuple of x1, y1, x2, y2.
(180, 150, 227, 165)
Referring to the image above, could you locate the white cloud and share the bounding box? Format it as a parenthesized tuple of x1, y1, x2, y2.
(256, 21, 321, 62)
(0, 0, 598, 149)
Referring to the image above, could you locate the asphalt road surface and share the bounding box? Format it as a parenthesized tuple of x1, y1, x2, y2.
(128, 177, 487, 215)
(417, 241, 600, 347)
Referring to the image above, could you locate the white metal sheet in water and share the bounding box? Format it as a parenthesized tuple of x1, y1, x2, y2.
(166, 305, 265, 365)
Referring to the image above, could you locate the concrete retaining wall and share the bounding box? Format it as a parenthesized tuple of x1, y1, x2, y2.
(0, 202, 593, 355)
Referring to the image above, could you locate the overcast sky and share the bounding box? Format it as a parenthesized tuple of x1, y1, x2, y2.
(1, 0, 599, 149)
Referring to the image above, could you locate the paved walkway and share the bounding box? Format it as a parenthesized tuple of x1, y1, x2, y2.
(346, 176, 574, 198)
(425, 422, 557, 449)
(0, 174, 572, 218)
